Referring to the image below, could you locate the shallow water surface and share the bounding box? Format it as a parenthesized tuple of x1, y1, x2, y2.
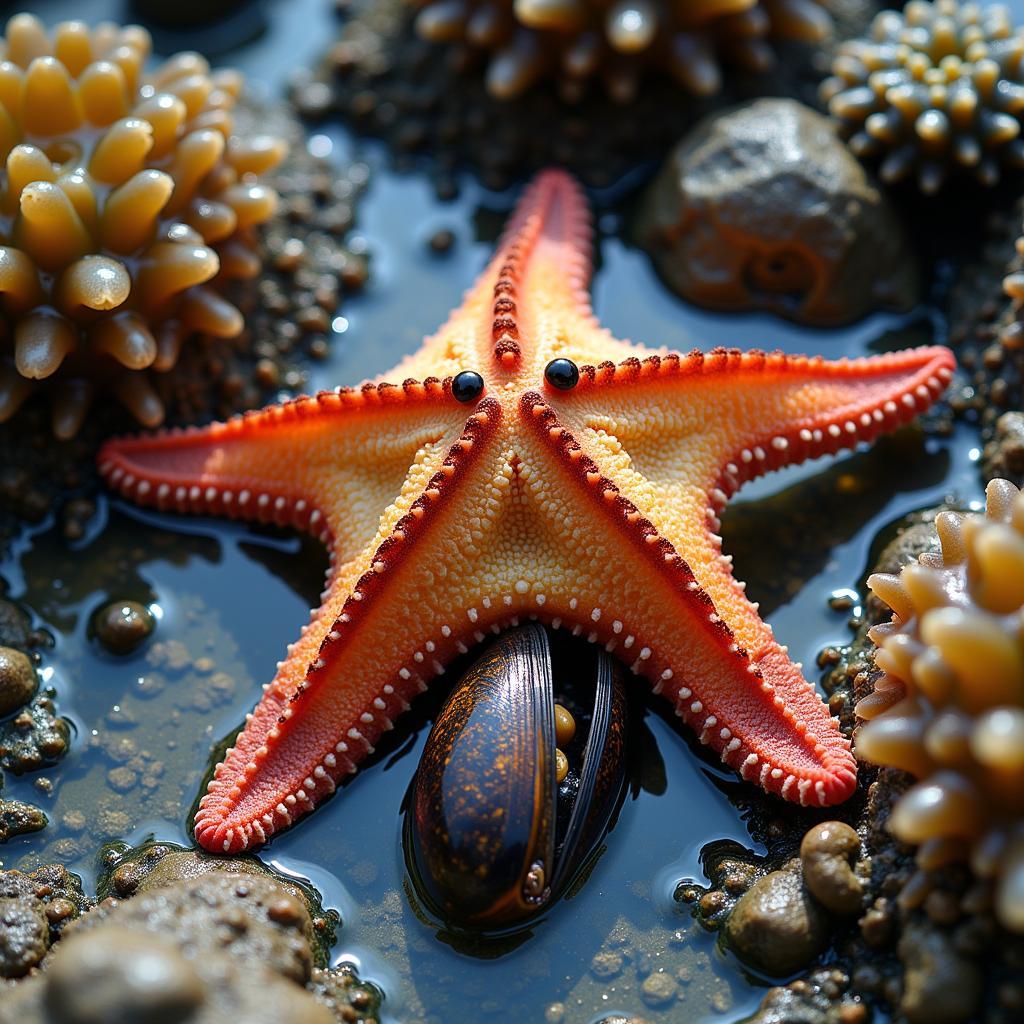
(2, 2, 995, 1022)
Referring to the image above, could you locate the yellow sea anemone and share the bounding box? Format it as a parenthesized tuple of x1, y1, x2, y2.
(858, 477, 1024, 932)
(0, 13, 286, 437)
(410, 0, 832, 102)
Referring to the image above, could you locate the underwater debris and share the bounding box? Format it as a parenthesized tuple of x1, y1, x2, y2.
(0, 13, 286, 438)
(857, 477, 1024, 933)
(637, 98, 918, 326)
(822, 0, 1024, 194)
(408, 0, 832, 103)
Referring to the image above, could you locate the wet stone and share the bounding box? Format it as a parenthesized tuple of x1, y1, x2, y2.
(637, 98, 918, 327)
(0, 897, 48, 978)
(800, 822, 864, 916)
(0, 690, 71, 774)
(0, 647, 37, 716)
(45, 926, 205, 1024)
(91, 600, 156, 656)
(640, 971, 678, 1008)
(0, 799, 47, 842)
(428, 228, 455, 254)
(308, 965, 383, 1022)
(590, 949, 624, 980)
(725, 859, 831, 976)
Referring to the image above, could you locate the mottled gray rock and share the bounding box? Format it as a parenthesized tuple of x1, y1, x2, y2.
(725, 859, 831, 976)
(637, 98, 918, 326)
(898, 921, 983, 1024)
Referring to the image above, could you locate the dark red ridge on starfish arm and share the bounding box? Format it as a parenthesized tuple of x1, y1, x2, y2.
(193, 401, 503, 853)
(520, 391, 857, 807)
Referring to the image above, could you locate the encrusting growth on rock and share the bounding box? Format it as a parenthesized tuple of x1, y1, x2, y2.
(822, 0, 1024, 194)
(410, 0, 832, 102)
(0, 13, 285, 437)
(857, 477, 1024, 933)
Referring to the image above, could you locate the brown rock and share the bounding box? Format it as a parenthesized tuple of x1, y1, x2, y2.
(637, 98, 918, 327)
(725, 859, 831, 976)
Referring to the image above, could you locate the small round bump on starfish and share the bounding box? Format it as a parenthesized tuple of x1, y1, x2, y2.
(452, 370, 485, 403)
(545, 358, 580, 391)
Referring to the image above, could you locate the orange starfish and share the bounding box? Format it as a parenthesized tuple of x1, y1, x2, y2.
(99, 170, 954, 854)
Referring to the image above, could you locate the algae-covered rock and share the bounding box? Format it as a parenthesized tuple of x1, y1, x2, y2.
(637, 98, 918, 326)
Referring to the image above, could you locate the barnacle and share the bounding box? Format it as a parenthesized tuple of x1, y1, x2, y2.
(0, 13, 286, 438)
(822, 0, 1024, 194)
(857, 477, 1024, 932)
(409, 0, 832, 102)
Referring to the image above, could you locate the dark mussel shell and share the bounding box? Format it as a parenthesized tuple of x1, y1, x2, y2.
(404, 624, 628, 930)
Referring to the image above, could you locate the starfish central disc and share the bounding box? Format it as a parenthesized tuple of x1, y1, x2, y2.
(98, 170, 955, 854)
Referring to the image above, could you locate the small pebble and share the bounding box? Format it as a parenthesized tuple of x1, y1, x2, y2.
(0, 646, 37, 716)
(91, 601, 156, 656)
(428, 228, 455, 253)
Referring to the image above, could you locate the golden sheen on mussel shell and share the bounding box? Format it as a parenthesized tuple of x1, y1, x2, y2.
(405, 624, 628, 929)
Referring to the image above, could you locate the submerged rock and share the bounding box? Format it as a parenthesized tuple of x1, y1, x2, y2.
(91, 601, 156, 656)
(725, 858, 831, 976)
(637, 98, 918, 326)
(0, 799, 46, 842)
(0, 689, 71, 773)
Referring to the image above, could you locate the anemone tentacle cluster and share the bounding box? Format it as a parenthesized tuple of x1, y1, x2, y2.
(0, 13, 286, 438)
(822, 0, 1024, 194)
(409, 0, 832, 102)
(857, 477, 1024, 932)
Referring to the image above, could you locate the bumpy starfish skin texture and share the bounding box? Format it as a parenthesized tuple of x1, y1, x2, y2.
(99, 170, 955, 854)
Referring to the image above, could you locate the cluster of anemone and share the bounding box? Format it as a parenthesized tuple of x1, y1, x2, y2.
(408, 0, 832, 103)
(822, 0, 1024, 195)
(857, 478, 1024, 933)
(0, 14, 285, 438)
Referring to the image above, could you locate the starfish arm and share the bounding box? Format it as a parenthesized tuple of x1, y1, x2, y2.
(558, 345, 955, 654)
(518, 391, 857, 808)
(193, 400, 506, 853)
(98, 380, 468, 567)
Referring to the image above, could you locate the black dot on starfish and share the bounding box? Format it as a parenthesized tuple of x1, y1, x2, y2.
(544, 358, 580, 390)
(452, 370, 485, 403)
